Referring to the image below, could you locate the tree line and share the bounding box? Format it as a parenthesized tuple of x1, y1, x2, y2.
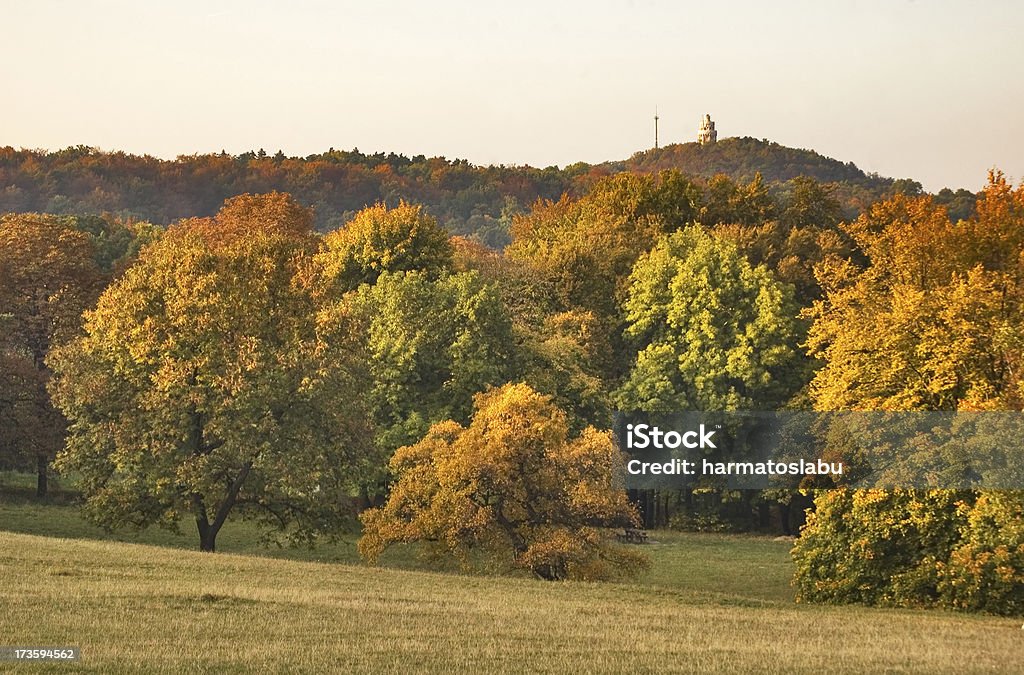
(0, 141, 975, 249)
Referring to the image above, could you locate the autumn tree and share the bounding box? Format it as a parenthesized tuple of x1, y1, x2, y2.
(0, 142, 902, 238)
(795, 173, 1024, 614)
(806, 178, 1024, 411)
(50, 194, 373, 552)
(507, 170, 700, 322)
(316, 201, 454, 293)
(0, 214, 104, 496)
(359, 383, 647, 581)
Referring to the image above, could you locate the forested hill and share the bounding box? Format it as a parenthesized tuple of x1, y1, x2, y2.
(614, 137, 880, 185)
(0, 140, 969, 246)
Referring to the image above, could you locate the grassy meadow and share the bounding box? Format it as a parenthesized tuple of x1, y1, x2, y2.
(2, 480, 1023, 673)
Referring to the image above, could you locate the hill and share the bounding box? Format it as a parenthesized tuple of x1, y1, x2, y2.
(1, 530, 1020, 673)
(613, 137, 884, 186)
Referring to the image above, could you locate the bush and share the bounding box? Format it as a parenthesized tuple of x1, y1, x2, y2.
(792, 489, 967, 607)
(794, 488, 1024, 614)
(938, 492, 1024, 615)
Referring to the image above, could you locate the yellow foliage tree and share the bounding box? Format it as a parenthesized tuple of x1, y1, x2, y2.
(359, 383, 647, 581)
(316, 201, 454, 293)
(806, 174, 1024, 411)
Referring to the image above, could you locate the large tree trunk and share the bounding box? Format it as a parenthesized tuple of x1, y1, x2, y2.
(199, 526, 217, 553)
(195, 505, 216, 552)
(192, 461, 253, 553)
(194, 495, 218, 552)
(36, 453, 48, 498)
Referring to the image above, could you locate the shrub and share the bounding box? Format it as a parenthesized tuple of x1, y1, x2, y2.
(792, 489, 967, 607)
(938, 492, 1024, 615)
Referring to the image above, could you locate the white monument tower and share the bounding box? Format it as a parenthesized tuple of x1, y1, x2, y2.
(697, 114, 718, 145)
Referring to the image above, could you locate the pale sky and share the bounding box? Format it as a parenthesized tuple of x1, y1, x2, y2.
(2, 0, 1022, 192)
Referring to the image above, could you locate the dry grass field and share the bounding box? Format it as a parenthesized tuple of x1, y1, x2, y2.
(1, 527, 1022, 673)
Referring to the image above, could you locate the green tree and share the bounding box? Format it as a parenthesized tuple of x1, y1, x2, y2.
(60, 213, 160, 273)
(617, 226, 801, 412)
(343, 269, 515, 463)
(934, 187, 977, 223)
(50, 194, 373, 552)
(453, 237, 612, 430)
(699, 173, 776, 227)
(714, 220, 853, 307)
(793, 489, 967, 607)
(507, 171, 702, 386)
(359, 383, 647, 581)
(615, 226, 804, 530)
(516, 310, 612, 431)
(780, 176, 842, 230)
(940, 491, 1024, 615)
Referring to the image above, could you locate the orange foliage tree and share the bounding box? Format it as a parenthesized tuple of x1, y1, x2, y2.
(359, 383, 647, 580)
(0, 214, 103, 496)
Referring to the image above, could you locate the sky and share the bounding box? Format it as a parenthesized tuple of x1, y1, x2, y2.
(2, 0, 1022, 192)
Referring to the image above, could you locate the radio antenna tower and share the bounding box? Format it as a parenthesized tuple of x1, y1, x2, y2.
(654, 107, 660, 149)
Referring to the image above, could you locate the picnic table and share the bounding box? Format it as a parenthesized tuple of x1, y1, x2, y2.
(617, 527, 649, 544)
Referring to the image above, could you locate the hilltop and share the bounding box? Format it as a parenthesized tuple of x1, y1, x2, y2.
(613, 137, 882, 186)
